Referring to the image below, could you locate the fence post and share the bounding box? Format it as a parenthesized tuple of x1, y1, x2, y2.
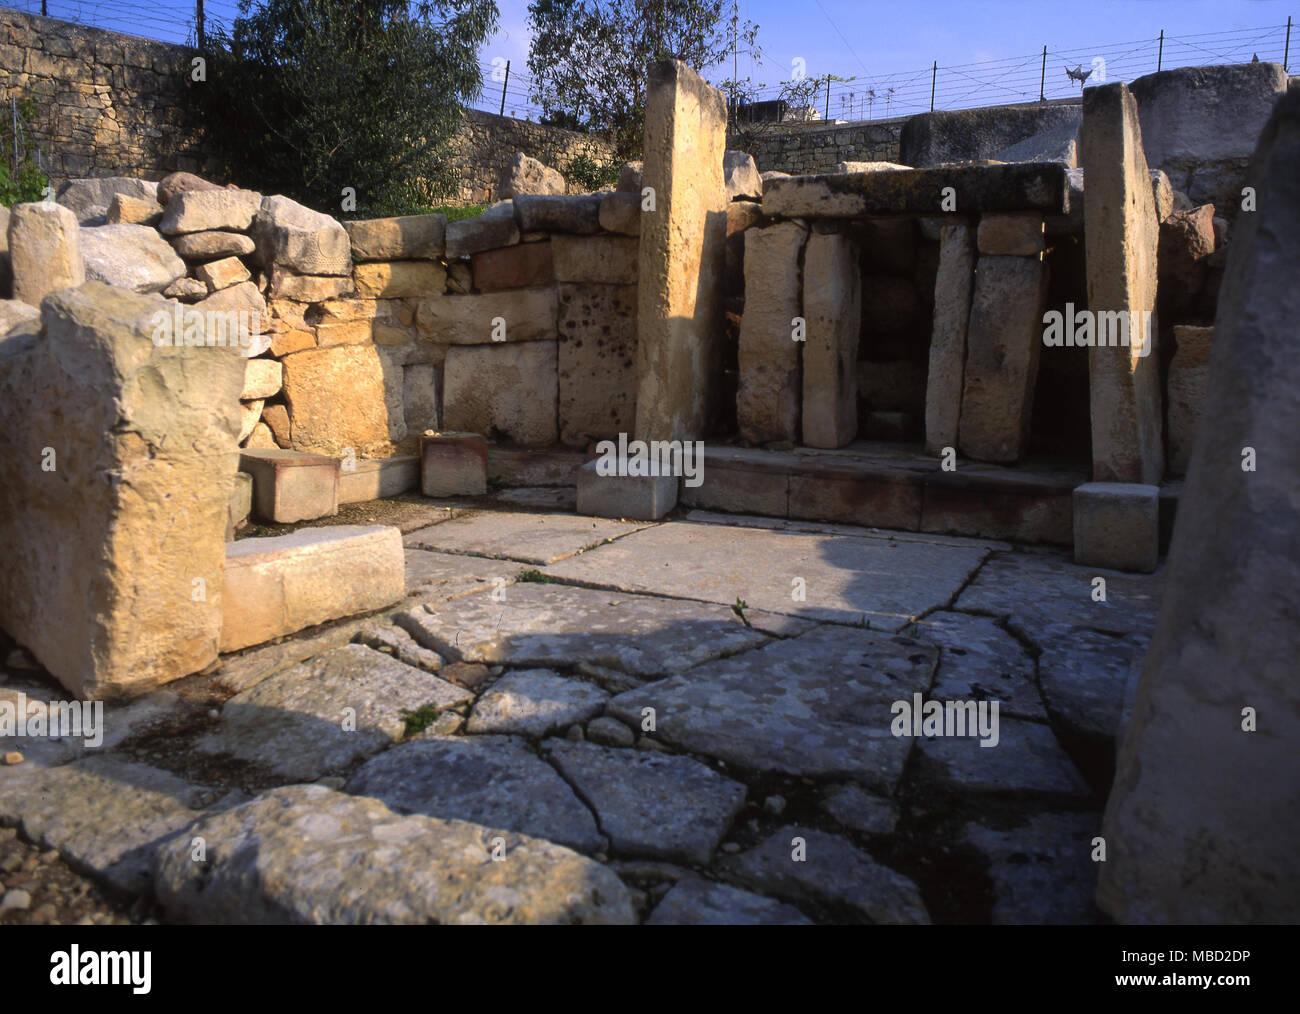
(197, 0, 205, 50)
(1039, 45, 1046, 101)
(1285, 16, 1292, 71)
(824, 77, 830, 122)
(499, 60, 510, 117)
(930, 61, 936, 112)
(1157, 30, 1164, 72)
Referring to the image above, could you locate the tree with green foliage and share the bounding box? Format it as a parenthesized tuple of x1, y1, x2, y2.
(526, 0, 756, 160)
(191, 0, 498, 216)
(0, 96, 49, 207)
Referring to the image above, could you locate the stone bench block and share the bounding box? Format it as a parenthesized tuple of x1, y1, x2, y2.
(419, 431, 487, 497)
(339, 455, 420, 504)
(1072, 482, 1159, 573)
(220, 525, 405, 652)
(239, 448, 340, 523)
(577, 459, 678, 521)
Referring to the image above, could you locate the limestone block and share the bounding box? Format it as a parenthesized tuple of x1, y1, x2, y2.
(445, 215, 520, 259)
(353, 261, 445, 299)
(1080, 82, 1163, 483)
(9, 202, 84, 306)
(220, 526, 404, 653)
(338, 455, 420, 504)
(635, 60, 729, 442)
(557, 283, 638, 446)
(723, 150, 762, 201)
(195, 255, 251, 293)
(976, 213, 1045, 255)
(251, 195, 350, 275)
(472, 242, 553, 292)
(1072, 482, 1159, 573)
(56, 176, 159, 224)
(80, 223, 186, 294)
(801, 231, 860, 449)
(419, 431, 488, 497)
(552, 234, 638, 284)
(159, 189, 262, 235)
(957, 254, 1048, 462)
(514, 194, 602, 234)
(500, 152, 566, 199)
(228, 471, 252, 540)
(239, 448, 340, 523)
(171, 231, 256, 260)
(415, 286, 556, 344)
(403, 362, 441, 434)
(241, 358, 283, 400)
(925, 222, 975, 454)
(443, 341, 558, 446)
(1099, 89, 1300, 924)
(107, 193, 162, 226)
(267, 268, 353, 303)
(281, 345, 392, 457)
(157, 171, 220, 206)
(599, 191, 641, 236)
(1166, 325, 1213, 475)
(0, 283, 244, 699)
(577, 459, 678, 521)
(345, 214, 446, 261)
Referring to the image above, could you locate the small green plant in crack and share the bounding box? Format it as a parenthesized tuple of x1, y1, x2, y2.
(517, 568, 554, 584)
(732, 597, 749, 619)
(853, 615, 872, 629)
(400, 703, 442, 736)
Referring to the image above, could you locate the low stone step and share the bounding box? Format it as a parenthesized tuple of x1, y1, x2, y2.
(220, 525, 404, 653)
(338, 454, 419, 504)
(239, 448, 339, 523)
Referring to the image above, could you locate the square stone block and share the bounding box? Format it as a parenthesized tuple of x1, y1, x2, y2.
(577, 458, 678, 521)
(239, 448, 340, 523)
(221, 525, 405, 653)
(1072, 482, 1159, 573)
(419, 431, 487, 497)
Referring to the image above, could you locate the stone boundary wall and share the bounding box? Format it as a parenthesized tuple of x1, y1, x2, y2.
(734, 117, 905, 176)
(0, 8, 218, 180)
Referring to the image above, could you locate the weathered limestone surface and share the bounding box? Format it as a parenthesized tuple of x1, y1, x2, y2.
(723, 150, 762, 201)
(353, 261, 445, 299)
(10, 202, 84, 305)
(916, 716, 1089, 796)
(557, 283, 638, 445)
(249, 195, 351, 276)
(171, 230, 256, 260)
(345, 737, 603, 854)
(1166, 324, 1213, 475)
(1098, 90, 1300, 925)
(0, 284, 243, 699)
(916, 610, 1045, 721)
(472, 242, 553, 292)
(964, 813, 1101, 924)
(159, 189, 261, 235)
(153, 784, 634, 924)
(577, 460, 679, 521)
(443, 341, 558, 445)
(79, 223, 186, 293)
(403, 509, 643, 565)
(552, 234, 638, 285)
(345, 214, 445, 262)
(924, 222, 974, 454)
(1072, 482, 1160, 573)
(56, 176, 160, 224)
(419, 431, 487, 497)
(976, 213, 1045, 256)
(467, 670, 609, 737)
(220, 526, 405, 653)
(635, 60, 729, 441)
(500, 153, 567, 199)
(416, 287, 557, 344)
(736, 222, 806, 444)
(513, 193, 601, 234)
(957, 255, 1048, 462)
(282, 345, 392, 458)
(1080, 82, 1164, 483)
(801, 231, 861, 448)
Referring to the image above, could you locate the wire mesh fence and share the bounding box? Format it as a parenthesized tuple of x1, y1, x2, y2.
(7, 2, 1294, 127)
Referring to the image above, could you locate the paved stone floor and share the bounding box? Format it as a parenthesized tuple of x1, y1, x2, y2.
(0, 501, 1165, 925)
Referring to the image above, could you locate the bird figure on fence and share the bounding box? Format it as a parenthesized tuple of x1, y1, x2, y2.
(1065, 64, 1093, 88)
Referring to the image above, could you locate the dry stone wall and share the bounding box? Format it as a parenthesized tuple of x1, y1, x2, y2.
(735, 118, 903, 176)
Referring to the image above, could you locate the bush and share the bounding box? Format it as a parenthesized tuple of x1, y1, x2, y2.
(0, 96, 49, 207)
(565, 152, 621, 192)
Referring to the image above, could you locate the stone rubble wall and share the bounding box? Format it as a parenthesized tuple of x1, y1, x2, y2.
(735, 118, 904, 176)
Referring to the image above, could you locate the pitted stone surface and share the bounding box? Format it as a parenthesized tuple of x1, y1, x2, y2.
(546, 520, 989, 630)
(0, 756, 233, 895)
(962, 812, 1101, 924)
(153, 785, 634, 924)
(953, 550, 1163, 647)
(467, 670, 609, 737)
(819, 783, 900, 836)
(1038, 629, 1145, 745)
(402, 548, 517, 601)
(913, 610, 1046, 721)
(344, 736, 603, 854)
(608, 626, 936, 791)
(403, 510, 648, 565)
(198, 644, 473, 781)
(720, 827, 930, 924)
(915, 715, 1089, 796)
(392, 583, 767, 678)
(545, 740, 747, 865)
(647, 877, 812, 925)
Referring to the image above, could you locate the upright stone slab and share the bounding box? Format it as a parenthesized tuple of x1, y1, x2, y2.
(443, 341, 558, 446)
(9, 202, 84, 306)
(736, 221, 807, 445)
(0, 283, 244, 699)
(801, 232, 861, 449)
(635, 60, 728, 442)
(957, 255, 1047, 462)
(925, 222, 975, 454)
(557, 283, 638, 446)
(1080, 82, 1163, 484)
(1098, 91, 1300, 923)
(281, 345, 392, 458)
(1166, 325, 1213, 476)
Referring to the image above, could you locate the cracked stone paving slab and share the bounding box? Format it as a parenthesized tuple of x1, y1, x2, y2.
(402, 510, 651, 564)
(913, 610, 1047, 721)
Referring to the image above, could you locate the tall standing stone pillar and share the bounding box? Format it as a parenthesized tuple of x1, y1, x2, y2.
(1080, 82, 1164, 484)
(1097, 90, 1300, 923)
(634, 60, 728, 442)
(925, 221, 975, 454)
(801, 230, 861, 449)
